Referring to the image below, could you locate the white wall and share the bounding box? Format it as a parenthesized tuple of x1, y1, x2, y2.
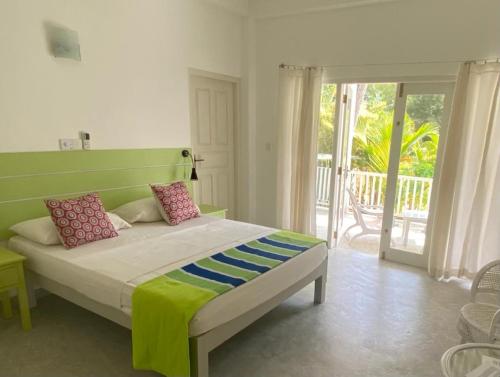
(3, 0, 500, 227)
(254, 0, 500, 226)
(0, 0, 245, 152)
(206, 0, 248, 15)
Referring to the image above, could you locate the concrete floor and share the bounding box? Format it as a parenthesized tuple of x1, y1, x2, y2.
(0, 249, 469, 377)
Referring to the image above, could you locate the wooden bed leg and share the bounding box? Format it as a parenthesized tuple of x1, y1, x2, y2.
(314, 275, 326, 304)
(314, 260, 327, 305)
(190, 337, 209, 377)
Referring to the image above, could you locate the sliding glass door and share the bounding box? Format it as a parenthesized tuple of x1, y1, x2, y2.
(380, 82, 454, 267)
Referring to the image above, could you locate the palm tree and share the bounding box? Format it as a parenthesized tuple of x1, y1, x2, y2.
(353, 112, 439, 176)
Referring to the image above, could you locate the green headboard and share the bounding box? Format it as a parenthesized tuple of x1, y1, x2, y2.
(0, 148, 192, 240)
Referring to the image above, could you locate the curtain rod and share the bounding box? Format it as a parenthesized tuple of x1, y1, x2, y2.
(279, 58, 500, 69)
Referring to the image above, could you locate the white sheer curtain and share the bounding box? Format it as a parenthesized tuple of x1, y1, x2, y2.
(428, 62, 500, 279)
(276, 66, 323, 235)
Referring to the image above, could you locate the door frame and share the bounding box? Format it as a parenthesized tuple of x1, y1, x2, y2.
(322, 76, 455, 261)
(379, 81, 455, 267)
(326, 84, 345, 248)
(188, 68, 241, 219)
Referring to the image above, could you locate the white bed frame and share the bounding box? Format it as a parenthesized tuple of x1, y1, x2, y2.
(27, 257, 328, 377)
(2, 149, 329, 377)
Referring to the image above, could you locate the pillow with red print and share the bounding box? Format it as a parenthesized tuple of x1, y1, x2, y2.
(45, 193, 118, 249)
(150, 182, 200, 225)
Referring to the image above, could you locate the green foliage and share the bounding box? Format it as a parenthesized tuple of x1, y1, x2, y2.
(318, 84, 336, 154)
(407, 94, 444, 127)
(318, 83, 443, 178)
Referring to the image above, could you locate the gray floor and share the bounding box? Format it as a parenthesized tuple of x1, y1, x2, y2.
(0, 249, 469, 377)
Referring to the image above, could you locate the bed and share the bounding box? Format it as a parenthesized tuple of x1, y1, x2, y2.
(0, 148, 328, 377)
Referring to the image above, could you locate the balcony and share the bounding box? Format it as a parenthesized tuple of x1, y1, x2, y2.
(316, 155, 432, 253)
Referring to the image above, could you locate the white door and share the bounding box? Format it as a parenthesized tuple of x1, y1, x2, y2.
(327, 84, 354, 247)
(189, 75, 236, 218)
(380, 82, 454, 267)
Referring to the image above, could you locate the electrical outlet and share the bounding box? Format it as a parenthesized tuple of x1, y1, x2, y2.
(59, 138, 82, 151)
(80, 131, 91, 150)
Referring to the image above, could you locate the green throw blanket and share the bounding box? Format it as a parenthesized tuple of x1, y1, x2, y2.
(132, 230, 324, 377)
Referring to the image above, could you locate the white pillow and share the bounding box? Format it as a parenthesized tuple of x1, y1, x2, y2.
(10, 213, 131, 246)
(111, 197, 162, 223)
(108, 213, 133, 231)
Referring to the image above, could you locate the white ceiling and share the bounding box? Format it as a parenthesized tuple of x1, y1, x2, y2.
(250, 0, 404, 19)
(201, 0, 404, 18)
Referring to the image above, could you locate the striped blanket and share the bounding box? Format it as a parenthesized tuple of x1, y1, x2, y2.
(132, 230, 324, 377)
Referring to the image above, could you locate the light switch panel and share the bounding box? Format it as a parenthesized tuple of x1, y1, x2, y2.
(59, 138, 82, 151)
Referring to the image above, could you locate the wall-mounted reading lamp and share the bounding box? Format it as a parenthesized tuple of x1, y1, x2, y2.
(182, 150, 204, 181)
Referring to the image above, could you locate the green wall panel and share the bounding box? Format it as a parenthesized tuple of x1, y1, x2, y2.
(0, 148, 192, 240)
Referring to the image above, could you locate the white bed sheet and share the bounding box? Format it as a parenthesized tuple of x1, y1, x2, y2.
(8, 216, 327, 336)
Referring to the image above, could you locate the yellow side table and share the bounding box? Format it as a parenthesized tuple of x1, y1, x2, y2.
(0, 247, 31, 331)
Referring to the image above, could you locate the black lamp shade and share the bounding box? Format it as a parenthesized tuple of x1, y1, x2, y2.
(182, 149, 199, 181)
(190, 167, 198, 181)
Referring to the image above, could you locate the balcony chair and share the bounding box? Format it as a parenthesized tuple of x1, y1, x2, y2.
(343, 188, 383, 242)
(457, 260, 500, 343)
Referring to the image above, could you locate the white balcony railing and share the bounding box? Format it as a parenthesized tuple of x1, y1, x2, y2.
(316, 155, 433, 216)
(316, 154, 333, 207)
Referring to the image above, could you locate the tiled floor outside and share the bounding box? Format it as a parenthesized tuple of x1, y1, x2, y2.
(316, 206, 427, 255)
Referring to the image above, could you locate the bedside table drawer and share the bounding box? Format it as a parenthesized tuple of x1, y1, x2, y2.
(0, 266, 18, 288)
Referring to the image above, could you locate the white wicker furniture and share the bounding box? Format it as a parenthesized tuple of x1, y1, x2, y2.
(441, 343, 500, 377)
(344, 188, 383, 241)
(457, 260, 500, 343)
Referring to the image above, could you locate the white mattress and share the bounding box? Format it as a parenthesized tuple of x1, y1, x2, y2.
(8, 216, 327, 336)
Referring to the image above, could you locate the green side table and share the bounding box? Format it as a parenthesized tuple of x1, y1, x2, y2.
(0, 247, 31, 331)
(198, 204, 227, 219)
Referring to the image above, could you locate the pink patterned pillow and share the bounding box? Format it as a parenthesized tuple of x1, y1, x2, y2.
(151, 182, 200, 225)
(44, 193, 118, 249)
